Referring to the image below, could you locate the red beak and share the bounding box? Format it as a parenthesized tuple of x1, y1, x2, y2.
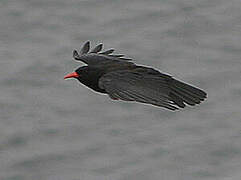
(64, 72, 79, 79)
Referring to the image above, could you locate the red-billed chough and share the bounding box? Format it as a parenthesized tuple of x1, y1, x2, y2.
(64, 41, 207, 110)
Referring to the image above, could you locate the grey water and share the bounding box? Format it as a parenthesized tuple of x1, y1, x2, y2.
(1, 0, 241, 180)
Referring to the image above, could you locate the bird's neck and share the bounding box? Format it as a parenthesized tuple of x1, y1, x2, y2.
(79, 69, 106, 93)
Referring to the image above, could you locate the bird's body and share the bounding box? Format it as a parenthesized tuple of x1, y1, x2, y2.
(64, 41, 207, 110)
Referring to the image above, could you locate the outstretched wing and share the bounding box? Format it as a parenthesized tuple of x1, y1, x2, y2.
(99, 69, 178, 110)
(73, 41, 132, 66)
(99, 69, 207, 110)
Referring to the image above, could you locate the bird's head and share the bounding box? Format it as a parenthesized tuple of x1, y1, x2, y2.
(64, 66, 89, 81)
(64, 66, 106, 93)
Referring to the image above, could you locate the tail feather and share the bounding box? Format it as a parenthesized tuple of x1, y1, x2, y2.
(170, 89, 197, 106)
(168, 79, 207, 108)
(172, 80, 207, 98)
(169, 92, 185, 108)
(172, 86, 202, 103)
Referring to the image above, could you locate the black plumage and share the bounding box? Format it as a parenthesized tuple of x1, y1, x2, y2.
(64, 41, 207, 110)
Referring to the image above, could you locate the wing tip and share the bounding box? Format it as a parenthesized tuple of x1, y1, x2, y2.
(74, 41, 132, 63)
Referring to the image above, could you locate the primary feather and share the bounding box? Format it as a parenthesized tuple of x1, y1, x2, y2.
(73, 41, 132, 65)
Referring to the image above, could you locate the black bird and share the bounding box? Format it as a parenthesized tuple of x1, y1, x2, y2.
(64, 41, 207, 110)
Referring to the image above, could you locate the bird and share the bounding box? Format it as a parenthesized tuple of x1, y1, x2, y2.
(64, 41, 207, 110)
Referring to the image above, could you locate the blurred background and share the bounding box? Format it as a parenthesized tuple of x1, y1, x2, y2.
(1, 0, 241, 180)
